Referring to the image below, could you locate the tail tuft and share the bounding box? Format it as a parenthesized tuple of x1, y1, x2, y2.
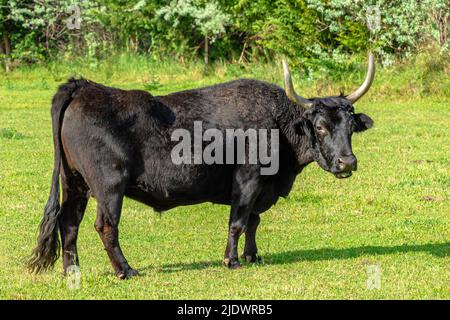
(27, 198, 61, 273)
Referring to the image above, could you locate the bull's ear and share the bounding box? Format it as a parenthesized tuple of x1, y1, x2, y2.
(353, 113, 373, 132)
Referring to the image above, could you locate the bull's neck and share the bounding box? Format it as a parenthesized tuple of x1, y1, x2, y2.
(276, 100, 315, 170)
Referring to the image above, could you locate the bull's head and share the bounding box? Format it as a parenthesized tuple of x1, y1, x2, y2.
(283, 53, 375, 179)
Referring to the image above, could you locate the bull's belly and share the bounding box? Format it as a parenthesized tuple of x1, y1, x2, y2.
(124, 188, 231, 212)
(125, 163, 234, 212)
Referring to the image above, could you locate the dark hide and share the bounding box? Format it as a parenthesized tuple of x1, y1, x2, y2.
(28, 78, 373, 277)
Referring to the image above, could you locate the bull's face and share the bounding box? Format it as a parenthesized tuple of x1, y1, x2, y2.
(282, 52, 376, 179)
(298, 100, 373, 178)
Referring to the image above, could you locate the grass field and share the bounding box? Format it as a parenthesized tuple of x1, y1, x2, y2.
(0, 59, 449, 299)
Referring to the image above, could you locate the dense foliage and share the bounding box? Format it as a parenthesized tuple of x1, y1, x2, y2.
(0, 0, 448, 68)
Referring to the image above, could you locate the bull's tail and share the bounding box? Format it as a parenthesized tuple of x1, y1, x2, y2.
(27, 78, 85, 273)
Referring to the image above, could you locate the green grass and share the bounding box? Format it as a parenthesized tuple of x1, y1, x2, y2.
(0, 58, 449, 299)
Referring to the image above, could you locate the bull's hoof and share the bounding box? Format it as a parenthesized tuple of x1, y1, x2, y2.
(242, 254, 263, 264)
(223, 258, 241, 269)
(117, 268, 139, 279)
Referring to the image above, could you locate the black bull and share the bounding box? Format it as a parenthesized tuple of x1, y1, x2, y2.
(28, 57, 375, 278)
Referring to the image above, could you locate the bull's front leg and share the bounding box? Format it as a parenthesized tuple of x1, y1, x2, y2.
(243, 213, 261, 263)
(224, 166, 262, 269)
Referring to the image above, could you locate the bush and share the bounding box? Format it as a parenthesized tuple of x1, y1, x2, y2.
(0, 0, 448, 70)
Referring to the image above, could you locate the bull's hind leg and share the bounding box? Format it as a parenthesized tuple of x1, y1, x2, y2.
(57, 170, 90, 273)
(58, 180, 89, 273)
(93, 182, 138, 279)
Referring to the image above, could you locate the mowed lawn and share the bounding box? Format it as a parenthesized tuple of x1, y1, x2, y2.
(0, 75, 449, 299)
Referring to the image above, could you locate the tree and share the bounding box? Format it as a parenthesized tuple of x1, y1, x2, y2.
(157, 0, 231, 66)
(428, 0, 449, 48)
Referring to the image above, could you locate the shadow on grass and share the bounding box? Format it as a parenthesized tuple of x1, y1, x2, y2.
(141, 242, 449, 274)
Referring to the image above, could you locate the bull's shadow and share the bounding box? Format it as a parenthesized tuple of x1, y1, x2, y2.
(141, 242, 449, 274)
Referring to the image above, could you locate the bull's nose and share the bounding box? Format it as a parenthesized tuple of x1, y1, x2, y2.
(337, 155, 357, 172)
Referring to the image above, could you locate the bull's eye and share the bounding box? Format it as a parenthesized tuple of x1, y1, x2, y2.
(316, 125, 327, 135)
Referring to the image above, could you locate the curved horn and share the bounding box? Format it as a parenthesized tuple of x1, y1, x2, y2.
(282, 59, 313, 109)
(346, 52, 375, 103)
